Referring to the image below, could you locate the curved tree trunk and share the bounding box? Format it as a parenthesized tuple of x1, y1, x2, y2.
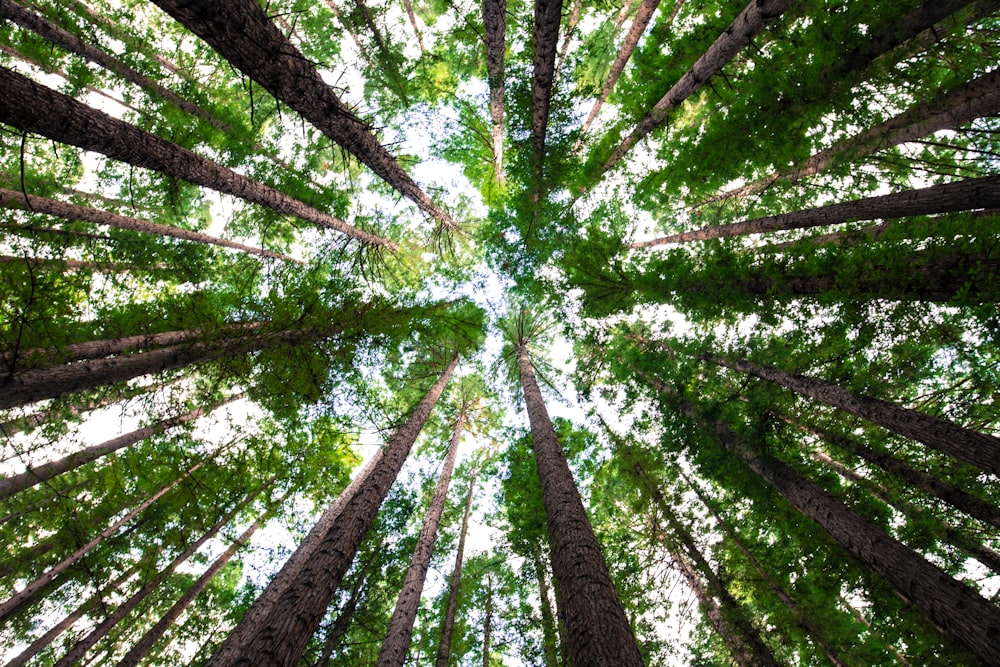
(482, 0, 506, 185)
(630, 174, 1000, 247)
(516, 344, 644, 666)
(0, 67, 391, 248)
(377, 412, 465, 666)
(0, 188, 299, 262)
(150, 0, 456, 231)
(0, 394, 243, 500)
(601, 0, 795, 174)
(435, 469, 476, 667)
(208, 354, 459, 667)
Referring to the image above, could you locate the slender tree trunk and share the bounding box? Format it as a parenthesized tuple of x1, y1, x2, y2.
(630, 174, 1000, 247)
(377, 412, 466, 667)
(350, 0, 410, 105)
(0, 188, 299, 262)
(701, 351, 1000, 476)
(435, 467, 477, 667)
(531, 0, 565, 180)
(554, 0, 583, 84)
(601, 0, 795, 174)
(150, 0, 456, 231)
(208, 354, 460, 667)
(400, 0, 426, 53)
(838, 595, 912, 667)
(516, 344, 643, 665)
(482, 0, 506, 185)
(0, 394, 243, 500)
(481, 575, 493, 667)
(0, 67, 391, 248)
(315, 555, 375, 667)
(699, 69, 1000, 207)
(0, 382, 162, 438)
(531, 543, 561, 667)
(54, 485, 269, 667)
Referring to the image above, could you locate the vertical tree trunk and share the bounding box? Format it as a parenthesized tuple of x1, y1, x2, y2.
(531, 543, 561, 667)
(481, 0, 507, 185)
(481, 575, 493, 667)
(0, 393, 241, 500)
(150, 0, 456, 231)
(531, 0, 565, 180)
(435, 468, 477, 667)
(377, 411, 466, 667)
(314, 555, 375, 667)
(0, 67, 391, 248)
(400, 0, 426, 53)
(208, 354, 460, 667)
(516, 344, 644, 666)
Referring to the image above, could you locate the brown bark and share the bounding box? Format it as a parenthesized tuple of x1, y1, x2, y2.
(435, 469, 476, 667)
(601, 0, 795, 173)
(700, 69, 1000, 207)
(516, 344, 644, 665)
(482, 0, 506, 185)
(0, 67, 391, 248)
(377, 412, 465, 667)
(531, 543, 561, 667)
(315, 555, 375, 666)
(531, 0, 565, 178)
(0, 394, 242, 500)
(482, 576, 493, 667)
(704, 351, 1000, 477)
(208, 354, 459, 667)
(630, 174, 1000, 247)
(400, 0, 426, 53)
(0, 187, 299, 262)
(554, 0, 583, 84)
(150, 0, 456, 231)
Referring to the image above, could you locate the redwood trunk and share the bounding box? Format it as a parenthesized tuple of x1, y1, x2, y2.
(150, 0, 455, 231)
(207, 354, 459, 666)
(0, 67, 390, 248)
(377, 413, 466, 666)
(434, 470, 476, 667)
(531, 0, 564, 177)
(516, 345, 643, 665)
(315, 556, 374, 666)
(632, 174, 1000, 246)
(482, 0, 506, 184)
(481, 578, 493, 667)
(602, 0, 795, 173)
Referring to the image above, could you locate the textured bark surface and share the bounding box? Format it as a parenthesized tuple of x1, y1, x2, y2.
(315, 556, 374, 666)
(151, 0, 455, 230)
(632, 174, 1000, 246)
(0, 187, 298, 262)
(481, 579, 493, 667)
(0, 68, 389, 248)
(530, 0, 565, 175)
(517, 346, 644, 666)
(209, 354, 458, 667)
(482, 0, 506, 184)
(435, 470, 476, 667)
(603, 0, 795, 172)
(532, 544, 560, 667)
(710, 353, 1000, 476)
(377, 414, 465, 666)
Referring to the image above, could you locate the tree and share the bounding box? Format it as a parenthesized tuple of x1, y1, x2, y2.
(435, 464, 477, 667)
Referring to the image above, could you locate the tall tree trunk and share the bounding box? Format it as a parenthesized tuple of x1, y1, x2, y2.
(349, 0, 411, 105)
(0, 188, 299, 262)
(0, 454, 212, 623)
(114, 491, 284, 667)
(482, 0, 506, 185)
(400, 0, 426, 53)
(630, 174, 1000, 247)
(699, 69, 1000, 207)
(0, 393, 242, 500)
(207, 354, 460, 667)
(553, 0, 583, 84)
(150, 0, 456, 231)
(601, 0, 795, 174)
(435, 467, 477, 667)
(0, 67, 391, 248)
(481, 574, 493, 667)
(640, 370, 1000, 664)
(680, 470, 849, 667)
(54, 484, 270, 667)
(838, 595, 912, 667)
(700, 350, 1000, 476)
(377, 411, 466, 666)
(315, 555, 375, 667)
(516, 344, 644, 665)
(531, 543, 561, 667)
(531, 0, 565, 181)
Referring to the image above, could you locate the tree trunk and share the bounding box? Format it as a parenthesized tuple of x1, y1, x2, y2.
(516, 344, 644, 666)
(400, 0, 426, 53)
(482, 0, 506, 185)
(315, 555, 375, 666)
(0, 382, 161, 438)
(207, 354, 459, 667)
(703, 351, 1000, 476)
(349, 0, 410, 105)
(631, 174, 1000, 247)
(54, 485, 269, 667)
(601, 0, 795, 173)
(554, 0, 583, 85)
(838, 595, 912, 667)
(377, 412, 466, 667)
(699, 69, 1000, 207)
(0, 67, 391, 248)
(435, 468, 477, 667)
(0, 187, 299, 262)
(531, 0, 565, 179)
(531, 543, 561, 667)
(150, 0, 456, 231)
(481, 575, 493, 667)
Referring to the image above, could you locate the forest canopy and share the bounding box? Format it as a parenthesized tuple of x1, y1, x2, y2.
(1, 0, 999, 665)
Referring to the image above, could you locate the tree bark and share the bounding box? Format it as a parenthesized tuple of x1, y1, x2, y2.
(0, 67, 391, 248)
(150, 0, 456, 231)
(482, 0, 506, 185)
(314, 555, 375, 666)
(631, 174, 1000, 247)
(207, 354, 459, 667)
(531, 0, 565, 179)
(482, 575, 493, 667)
(531, 543, 561, 667)
(554, 0, 583, 85)
(516, 344, 644, 666)
(0, 187, 299, 262)
(435, 469, 476, 667)
(400, 0, 426, 53)
(377, 412, 466, 667)
(601, 0, 795, 173)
